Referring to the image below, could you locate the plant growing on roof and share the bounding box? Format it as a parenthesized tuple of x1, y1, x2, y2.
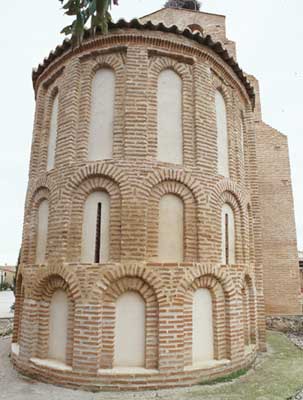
(164, 0, 201, 10)
(59, 0, 119, 47)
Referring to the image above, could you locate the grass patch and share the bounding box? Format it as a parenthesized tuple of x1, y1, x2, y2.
(187, 332, 303, 400)
(199, 368, 249, 386)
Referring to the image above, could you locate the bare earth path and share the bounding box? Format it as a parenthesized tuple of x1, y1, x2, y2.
(0, 332, 302, 400)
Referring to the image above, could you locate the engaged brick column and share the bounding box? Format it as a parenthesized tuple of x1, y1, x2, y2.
(124, 46, 148, 159)
(48, 59, 81, 265)
(226, 296, 245, 363)
(194, 63, 217, 174)
(72, 304, 102, 374)
(19, 299, 39, 363)
(158, 304, 184, 371)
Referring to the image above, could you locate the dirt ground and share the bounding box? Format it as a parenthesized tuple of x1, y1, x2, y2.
(0, 332, 302, 400)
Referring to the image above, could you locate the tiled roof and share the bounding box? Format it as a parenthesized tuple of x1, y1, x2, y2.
(32, 19, 255, 106)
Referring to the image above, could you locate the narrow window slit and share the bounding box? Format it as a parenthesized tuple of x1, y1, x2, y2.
(225, 213, 229, 264)
(94, 202, 102, 263)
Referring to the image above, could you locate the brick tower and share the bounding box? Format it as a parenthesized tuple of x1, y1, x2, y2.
(11, 5, 300, 391)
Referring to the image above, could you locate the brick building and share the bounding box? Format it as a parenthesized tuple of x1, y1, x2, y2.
(0, 265, 16, 287)
(11, 5, 301, 390)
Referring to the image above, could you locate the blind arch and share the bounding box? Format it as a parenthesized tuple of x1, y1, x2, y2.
(192, 288, 214, 364)
(215, 90, 229, 177)
(47, 94, 59, 171)
(88, 68, 115, 161)
(157, 69, 183, 164)
(114, 291, 146, 367)
(158, 194, 184, 262)
(36, 199, 49, 264)
(48, 289, 68, 363)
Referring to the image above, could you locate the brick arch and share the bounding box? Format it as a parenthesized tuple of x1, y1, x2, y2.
(147, 56, 195, 166)
(145, 169, 204, 202)
(212, 75, 240, 182)
(38, 78, 63, 173)
(66, 172, 122, 262)
(77, 52, 126, 161)
(23, 182, 53, 265)
(90, 264, 163, 303)
(183, 274, 229, 366)
(89, 53, 125, 78)
(33, 273, 76, 366)
(99, 275, 159, 370)
(220, 190, 242, 215)
(146, 179, 198, 262)
(211, 180, 247, 264)
(149, 56, 192, 82)
(211, 75, 232, 120)
(40, 274, 72, 301)
(211, 178, 248, 210)
(67, 163, 127, 194)
(212, 76, 232, 106)
(240, 273, 257, 346)
(32, 265, 81, 301)
(178, 264, 236, 297)
(221, 191, 246, 264)
(26, 174, 58, 210)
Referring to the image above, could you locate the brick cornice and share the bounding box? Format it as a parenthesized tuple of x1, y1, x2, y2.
(32, 20, 254, 107)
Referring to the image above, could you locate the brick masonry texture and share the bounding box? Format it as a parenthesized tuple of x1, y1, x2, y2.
(11, 10, 301, 390)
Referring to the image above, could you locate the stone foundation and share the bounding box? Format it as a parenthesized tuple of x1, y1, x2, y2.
(266, 316, 303, 334)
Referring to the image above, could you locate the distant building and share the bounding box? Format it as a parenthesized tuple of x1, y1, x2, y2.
(0, 265, 16, 287)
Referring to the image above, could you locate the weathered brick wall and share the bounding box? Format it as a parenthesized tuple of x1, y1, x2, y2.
(255, 120, 301, 315)
(12, 24, 265, 390)
(139, 8, 237, 59)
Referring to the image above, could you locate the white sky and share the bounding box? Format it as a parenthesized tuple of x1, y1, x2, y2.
(0, 0, 302, 265)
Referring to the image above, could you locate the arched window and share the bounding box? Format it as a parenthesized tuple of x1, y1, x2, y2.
(88, 69, 115, 161)
(47, 93, 59, 171)
(48, 289, 68, 363)
(114, 291, 146, 367)
(157, 69, 183, 164)
(158, 194, 184, 262)
(36, 199, 49, 264)
(221, 203, 235, 264)
(81, 191, 110, 263)
(215, 90, 229, 177)
(192, 289, 214, 364)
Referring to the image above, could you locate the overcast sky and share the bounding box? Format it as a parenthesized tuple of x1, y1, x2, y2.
(0, 0, 302, 265)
